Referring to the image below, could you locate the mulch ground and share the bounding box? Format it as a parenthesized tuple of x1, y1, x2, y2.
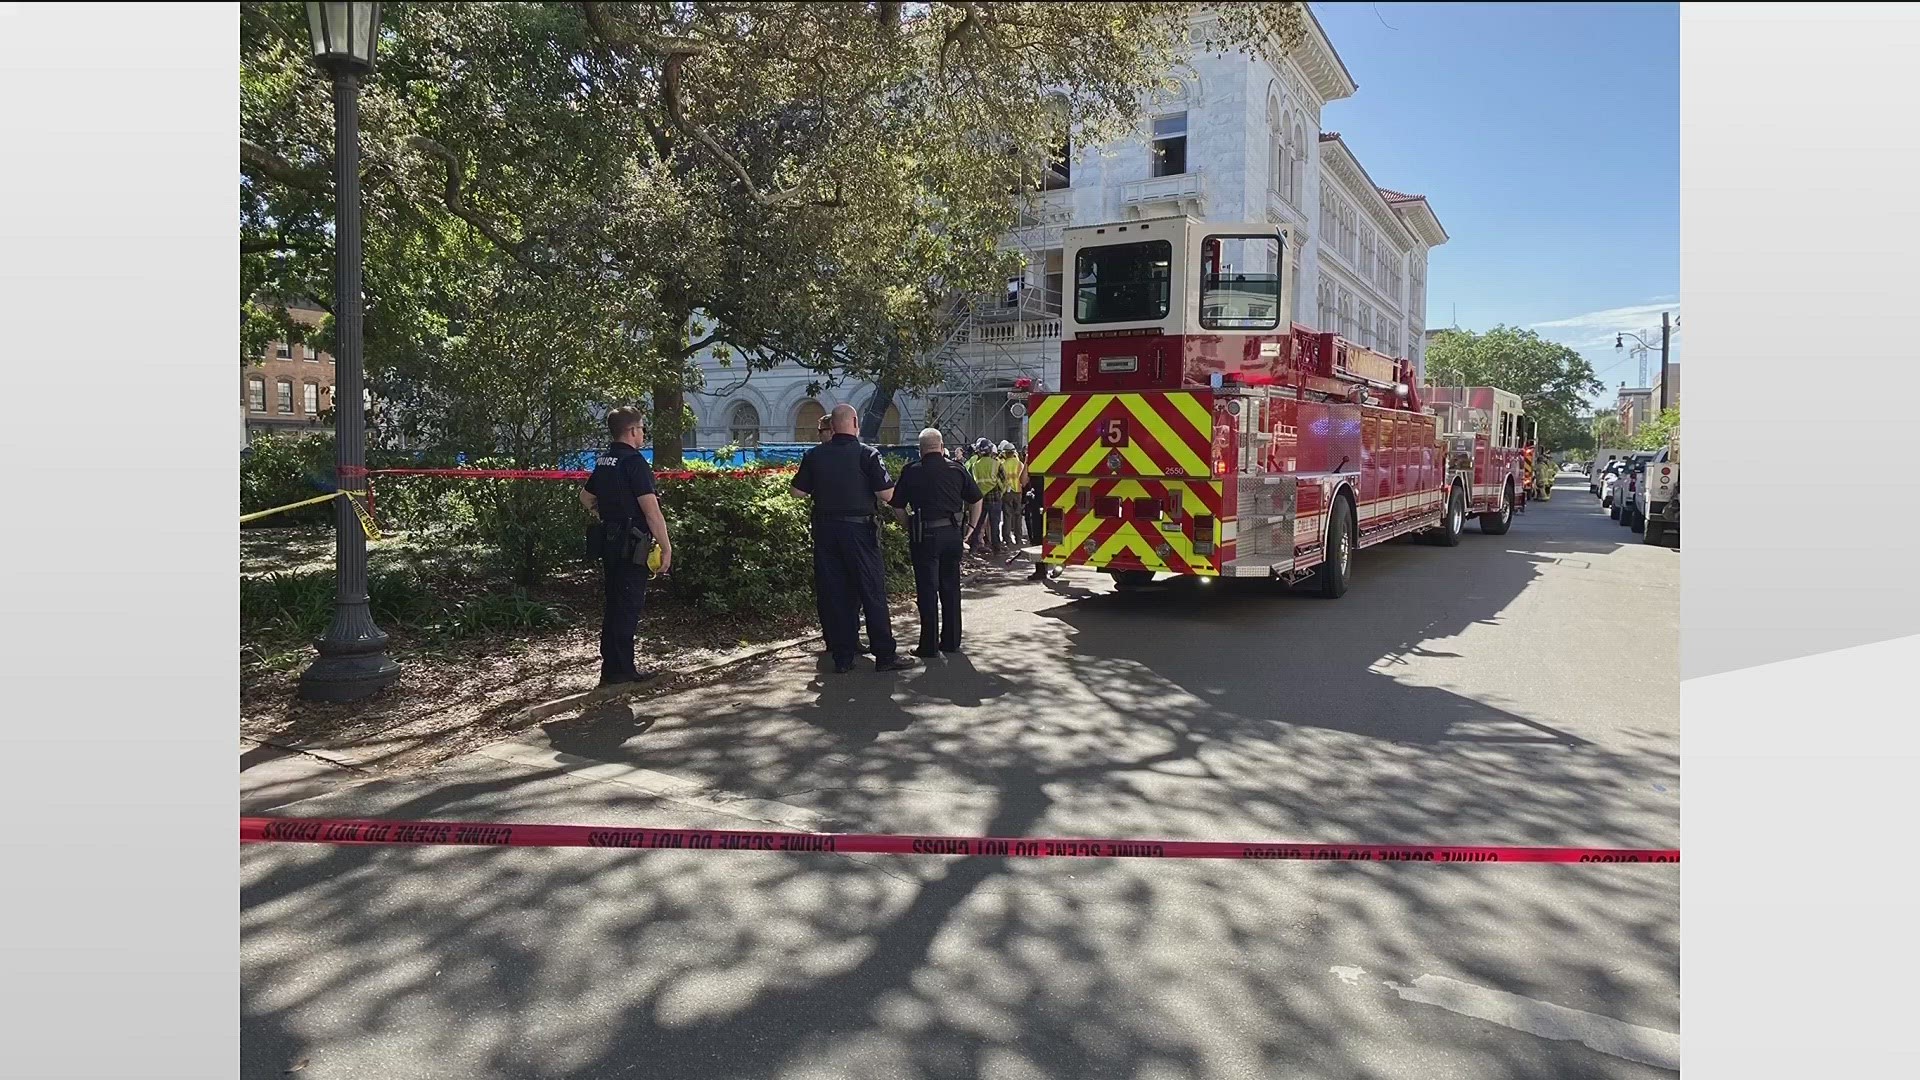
(239, 530, 1036, 775)
(240, 597, 837, 774)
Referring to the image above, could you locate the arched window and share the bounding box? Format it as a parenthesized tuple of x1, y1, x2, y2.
(1281, 125, 1296, 203)
(878, 403, 901, 445)
(728, 401, 761, 447)
(1266, 89, 1286, 200)
(793, 399, 826, 442)
(1291, 120, 1306, 206)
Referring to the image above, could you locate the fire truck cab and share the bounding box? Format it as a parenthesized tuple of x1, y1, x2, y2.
(1027, 215, 1514, 597)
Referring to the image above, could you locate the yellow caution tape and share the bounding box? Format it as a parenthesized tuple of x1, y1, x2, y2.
(239, 489, 380, 541)
(341, 490, 381, 540)
(239, 490, 341, 525)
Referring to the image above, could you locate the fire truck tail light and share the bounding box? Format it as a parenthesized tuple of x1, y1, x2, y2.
(1094, 496, 1122, 517)
(1045, 510, 1064, 544)
(1075, 353, 1090, 383)
(1075, 488, 1092, 512)
(1193, 516, 1215, 555)
(1133, 498, 1162, 521)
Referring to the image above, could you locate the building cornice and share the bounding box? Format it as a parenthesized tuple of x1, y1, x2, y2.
(1318, 136, 1417, 249)
(1385, 197, 1449, 247)
(1288, 5, 1359, 103)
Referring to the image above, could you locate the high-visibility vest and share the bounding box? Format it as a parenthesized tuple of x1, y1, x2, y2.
(998, 456, 1022, 494)
(970, 454, 1002, 495)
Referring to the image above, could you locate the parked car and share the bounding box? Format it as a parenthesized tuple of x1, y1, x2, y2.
(1614, 452, 1659, 528)
(1599, 461, 1626, 508)
(1589, 448, 1632, 495)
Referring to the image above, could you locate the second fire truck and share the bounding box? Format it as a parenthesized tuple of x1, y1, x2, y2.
(1026, 215, 1525, 595)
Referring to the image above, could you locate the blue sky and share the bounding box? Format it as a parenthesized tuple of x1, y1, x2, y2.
(1309, 2, 1678, 408)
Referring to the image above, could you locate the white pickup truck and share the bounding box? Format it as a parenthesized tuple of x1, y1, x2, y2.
(1636, 441, 1678, 547)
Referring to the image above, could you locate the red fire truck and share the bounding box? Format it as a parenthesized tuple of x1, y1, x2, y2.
(1026, 215, 1524, 596)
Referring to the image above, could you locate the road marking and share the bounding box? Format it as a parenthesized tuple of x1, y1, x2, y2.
(1335, 967, 1680, 1073)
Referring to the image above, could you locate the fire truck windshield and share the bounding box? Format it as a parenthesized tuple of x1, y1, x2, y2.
(1199, 235, 1282, 330)
(1074, 239, 1172, 324)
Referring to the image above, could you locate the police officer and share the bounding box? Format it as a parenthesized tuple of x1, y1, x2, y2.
(792, 404, 915, 674)
(578, 406, 673, 687)
(889, 427, 982, 657)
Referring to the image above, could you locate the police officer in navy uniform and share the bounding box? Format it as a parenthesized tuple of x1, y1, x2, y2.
(578, 406, 673, 687)
(792, 404, 915, 674)
(889, 427, 983, 657)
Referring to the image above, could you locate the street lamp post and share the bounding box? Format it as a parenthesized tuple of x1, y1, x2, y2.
(1616, 312, 1678, 414)
(298, 2, 399, 702)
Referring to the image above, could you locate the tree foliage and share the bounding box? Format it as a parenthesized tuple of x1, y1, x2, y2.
(241, 1, 1308, 464)
(1634, 406, 1679, 451)
(1590, 414, 1625, 450)
(1424, 326, 1605, 454)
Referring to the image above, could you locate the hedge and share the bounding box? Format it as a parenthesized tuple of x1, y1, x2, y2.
(242, 434, 918, 616)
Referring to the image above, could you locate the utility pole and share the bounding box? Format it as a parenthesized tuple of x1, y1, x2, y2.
(1658, 310, 1672, 413)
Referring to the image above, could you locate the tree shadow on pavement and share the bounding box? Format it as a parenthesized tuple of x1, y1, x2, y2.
(242, 494, 1679, 1080)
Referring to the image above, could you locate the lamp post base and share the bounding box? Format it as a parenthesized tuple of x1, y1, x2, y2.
(297, 626, 400, 703)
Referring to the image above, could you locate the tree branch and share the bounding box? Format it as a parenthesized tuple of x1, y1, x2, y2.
(661, 51, 803, 208)
(581, 2, 840, 209)
(661, 327, 729, 363)
(578, 2, 710, 54)
(405, 135, 543, 271)
(241, 139, 325, 192)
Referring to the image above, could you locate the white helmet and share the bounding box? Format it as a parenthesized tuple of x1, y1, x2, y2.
(997, 440, 1016, 453)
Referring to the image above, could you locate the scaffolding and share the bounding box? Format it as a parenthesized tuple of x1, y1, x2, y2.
(920, 193, 1071, 448)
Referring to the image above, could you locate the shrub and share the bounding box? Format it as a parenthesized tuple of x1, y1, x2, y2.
(261, 460, 916, 619)
(241, 433, 337, 528)
(459, 459, 587, 590)
(435, 590, 567, 637)
(240, 565, 560, 644)
(365, 448, 477, 534)
(241, 568, 441, 642)
(649, 468, 915, 616)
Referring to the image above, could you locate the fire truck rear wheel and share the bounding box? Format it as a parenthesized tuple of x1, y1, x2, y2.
(1110, 570, 1155, 590)
(1313, 500, 1354, 599)
(1479, 483, 1514, 535)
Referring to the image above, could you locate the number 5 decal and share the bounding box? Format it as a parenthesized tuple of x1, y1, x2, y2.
(1100, 416, 1130, 447)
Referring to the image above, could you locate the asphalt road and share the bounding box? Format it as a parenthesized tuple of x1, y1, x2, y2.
(242, 471, 1679, 1080)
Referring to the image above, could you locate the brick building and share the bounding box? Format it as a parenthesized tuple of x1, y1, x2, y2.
(243, 303, 335, 441)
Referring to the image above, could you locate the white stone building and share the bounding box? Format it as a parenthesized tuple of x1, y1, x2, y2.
(685, 5, 1446, 449)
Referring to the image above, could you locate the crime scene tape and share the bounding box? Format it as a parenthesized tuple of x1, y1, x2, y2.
(341, 490, 380, 540)
(241, 817, 1679, 864)
(238, 490, 341, 524)
(238, 490, 380, 540)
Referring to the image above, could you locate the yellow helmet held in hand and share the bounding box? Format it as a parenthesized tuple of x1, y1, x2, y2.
(648, 542, 664, 573)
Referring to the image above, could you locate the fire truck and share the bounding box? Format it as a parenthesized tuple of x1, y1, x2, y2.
(1026, 215, 1525, 595)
